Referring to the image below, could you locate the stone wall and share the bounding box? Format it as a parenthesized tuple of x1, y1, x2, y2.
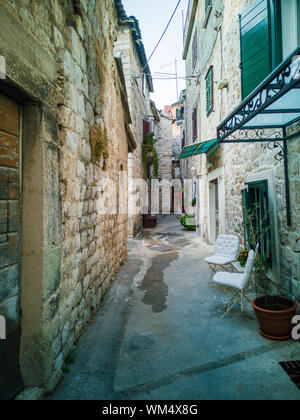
(115, 22, 151, 237)
(154, 112, 173, 180)
(0, 0, 129, 394)
(183, 0, 300, 302)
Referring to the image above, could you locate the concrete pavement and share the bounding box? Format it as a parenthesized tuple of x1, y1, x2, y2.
(49, 215, 300, 400)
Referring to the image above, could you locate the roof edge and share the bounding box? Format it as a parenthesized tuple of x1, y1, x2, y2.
(183, 0, 199, 60)
(115, 1, 154, 93)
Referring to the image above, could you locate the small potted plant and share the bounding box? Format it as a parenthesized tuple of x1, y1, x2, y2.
(244, 206, 297, 341)
(238, 248, 250, 266)
(142, 132, 159, 178)
(180, 215, 196, 232)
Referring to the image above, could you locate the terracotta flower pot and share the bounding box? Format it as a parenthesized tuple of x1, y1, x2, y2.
(251, 296, 297, 341)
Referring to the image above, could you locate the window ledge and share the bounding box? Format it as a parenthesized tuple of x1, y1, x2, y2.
(203, 6, 212, 29)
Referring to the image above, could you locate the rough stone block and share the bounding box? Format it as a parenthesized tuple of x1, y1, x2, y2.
(62, 322, 70, 347)
(15, 387, 43, 401)
(45, 248, 62, 301)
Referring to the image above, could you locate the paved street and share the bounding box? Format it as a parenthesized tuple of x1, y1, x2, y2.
(49, 215, 300, 400)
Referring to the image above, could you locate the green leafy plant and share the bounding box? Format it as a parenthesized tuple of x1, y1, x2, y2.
(65, 352, 75, 365)
(94, 127, 109, 164)
(180, 215, 196, 231)
(191, 198, 197, 207)
(243, 205, 272, 300)
(62, 365, 70, 374)
(142, 132, 159, 178)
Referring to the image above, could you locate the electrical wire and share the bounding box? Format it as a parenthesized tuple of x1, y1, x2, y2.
(126, 72, 198, 80)
(143, 0, 182, 71)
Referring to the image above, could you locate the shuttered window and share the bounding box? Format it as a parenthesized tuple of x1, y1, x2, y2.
(192, 106, 197, 141)
(205, 66, 213, 117)
(143, 120, 150, 136)
(205, 0, 212, 13)
(240, 0, 272, 99)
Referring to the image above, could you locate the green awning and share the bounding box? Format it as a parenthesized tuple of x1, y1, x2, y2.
(179, 139, 218, 159)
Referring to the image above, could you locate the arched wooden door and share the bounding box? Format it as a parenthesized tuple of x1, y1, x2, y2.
(0, 92, 23, 400)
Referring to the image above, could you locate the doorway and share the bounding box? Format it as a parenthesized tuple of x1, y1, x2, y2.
(209, 179, 219, 244)
(0, 92, 23, 399)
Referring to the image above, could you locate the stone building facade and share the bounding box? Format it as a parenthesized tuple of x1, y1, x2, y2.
(114, 10, 153, 237)
(182, 0, 300, 302)
(0, 0, 134, 398)
(154, 110, 174, 181)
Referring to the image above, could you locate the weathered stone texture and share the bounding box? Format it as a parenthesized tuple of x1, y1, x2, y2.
(0, 0, 129, 393)
(115, 24, 151, 237)
(154, 112, 174, 181)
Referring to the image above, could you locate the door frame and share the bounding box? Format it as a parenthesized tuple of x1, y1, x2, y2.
(245, 169, 280, 283)
(207, 167, 225, 245)
(0, 91, 24, 400)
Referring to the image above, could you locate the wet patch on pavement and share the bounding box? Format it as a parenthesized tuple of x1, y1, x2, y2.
(139, 252, 179, 313)
(150, 245, 172, 252)
(124, 333, 155, 354)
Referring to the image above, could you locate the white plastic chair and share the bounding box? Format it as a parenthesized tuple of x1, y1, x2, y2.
(213, 250, 256, 318)
(205, 234, 240, 280)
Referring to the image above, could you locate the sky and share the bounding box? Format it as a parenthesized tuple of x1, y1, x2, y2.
(122, 0, 189, 110)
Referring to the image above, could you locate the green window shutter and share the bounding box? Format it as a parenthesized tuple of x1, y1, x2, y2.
(240, 0, 272, 99)
(206, 66, 213, 116)
(205, 0, 212, 13)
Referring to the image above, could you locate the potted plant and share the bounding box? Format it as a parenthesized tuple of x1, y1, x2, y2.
(180, 215, 196, 232)
(238, 248, 250, 267)
(244, 206, 297, 341)
(142, 132, 159, 178)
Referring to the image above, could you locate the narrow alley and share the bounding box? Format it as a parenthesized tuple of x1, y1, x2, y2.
(1, 0, 300, 402)
(49, 216, 300, 400)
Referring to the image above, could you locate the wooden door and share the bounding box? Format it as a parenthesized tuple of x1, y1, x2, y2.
(0, 92, 23, 400)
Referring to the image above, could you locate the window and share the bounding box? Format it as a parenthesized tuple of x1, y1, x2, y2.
(143, 120, 150, 137)
(240, 0, 272, 99)
(205, 66, 213, 117)
(242, 181, 272, 266)
(206, 0, 212, 11)
(280, 0, 300, 59)
(204, 0, 213, 27)
(240, 0, 300, 99)
(192, 30, 198, 72)
(182, 131, 186, 149)
(192, 106, 198, 141)
(176, 106, 184, 120)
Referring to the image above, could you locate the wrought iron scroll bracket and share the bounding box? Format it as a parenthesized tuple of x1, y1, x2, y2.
(267, 141, 284, 161)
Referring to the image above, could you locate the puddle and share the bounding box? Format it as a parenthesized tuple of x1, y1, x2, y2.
(150, 245, 172, 252)
(139, 252, 179, 313)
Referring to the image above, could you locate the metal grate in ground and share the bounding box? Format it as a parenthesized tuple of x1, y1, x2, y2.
(280, 361, 300, 390)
